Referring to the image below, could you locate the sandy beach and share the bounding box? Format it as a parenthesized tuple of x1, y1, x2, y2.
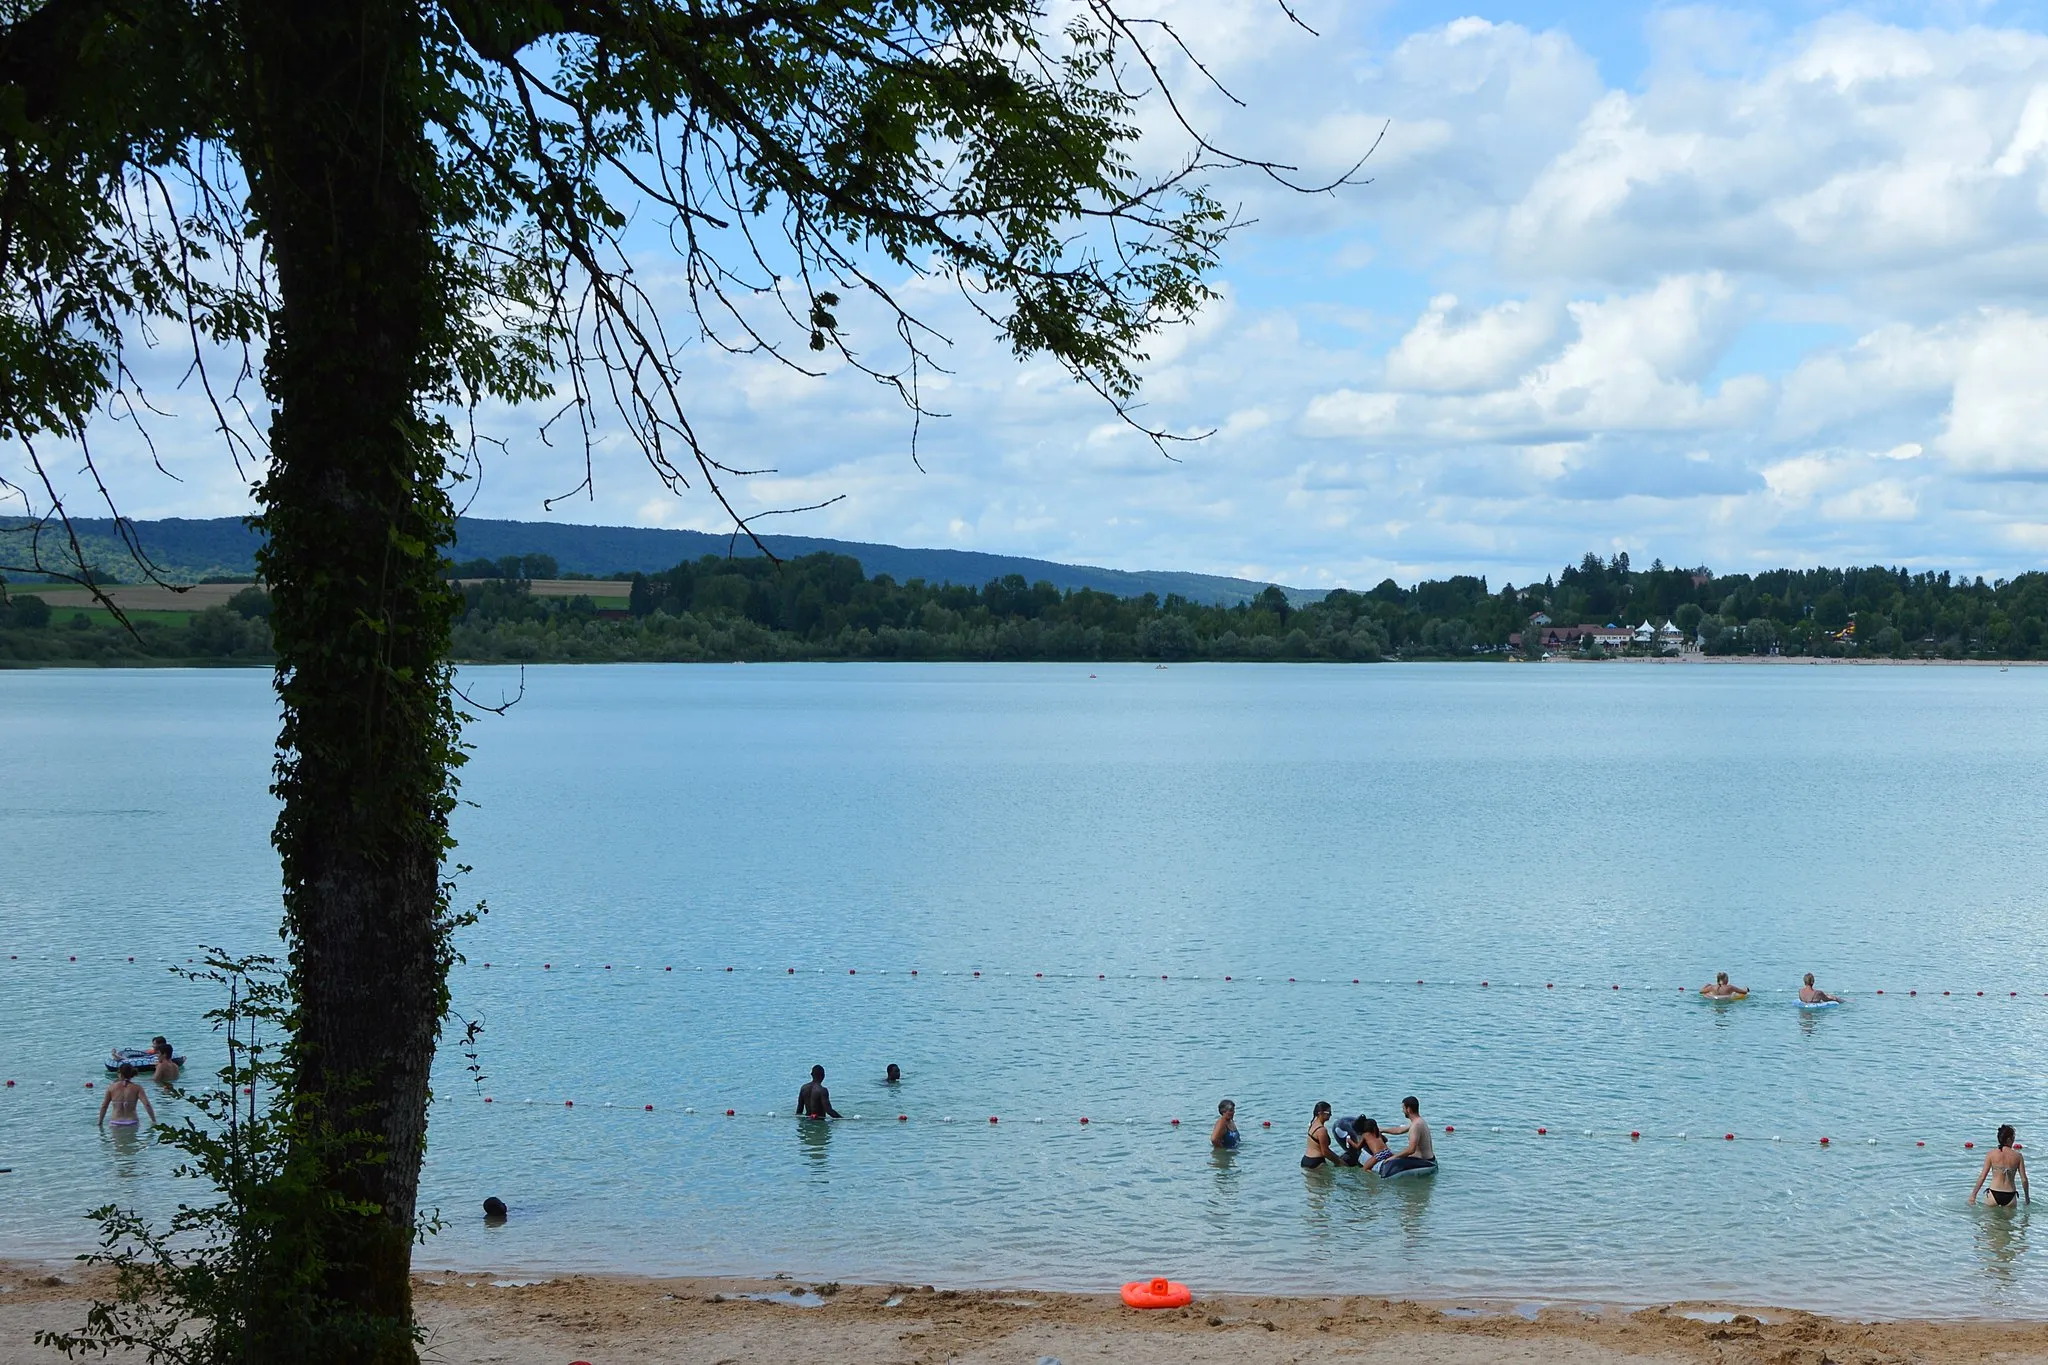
(7, 1264, 2048, 1365)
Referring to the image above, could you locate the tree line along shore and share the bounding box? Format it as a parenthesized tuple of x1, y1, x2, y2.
(5, 550, 2048, 667)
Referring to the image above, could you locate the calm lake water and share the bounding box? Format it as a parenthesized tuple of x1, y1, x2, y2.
(4, 662, 2048, 1317)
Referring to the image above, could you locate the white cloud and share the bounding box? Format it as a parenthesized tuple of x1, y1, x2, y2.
(1384, 294, 1561, 393)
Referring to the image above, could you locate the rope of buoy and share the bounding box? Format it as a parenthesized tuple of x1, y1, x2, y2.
(3, 955, 2040, 1001)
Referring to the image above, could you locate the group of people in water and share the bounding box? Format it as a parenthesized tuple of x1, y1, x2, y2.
(96, 1037, 178, 1130)
(1281, 1096, 1438, 1178)
(1699, 970, 1842, 1002)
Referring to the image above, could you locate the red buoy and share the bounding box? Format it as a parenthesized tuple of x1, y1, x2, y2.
(1630, 1131, 1640, 1139)
(645, 1104, 654, 1112)
(1171, 1118, 1180, 1126)
(1537, 1127, 1547, 1135)
(1724, 1133, 1734, 1141)
(898, 1114, 907, 1122)
(989, 1116, 998, 1124)
(725, 1109, 735, 1116)
(1444, 1125, 1454, 1132)
(1820, 1137, 1830, 1145)
(1080, 1117, 1089, 1125)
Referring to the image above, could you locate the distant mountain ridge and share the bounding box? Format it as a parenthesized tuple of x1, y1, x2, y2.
(0, 516, 1318, 607)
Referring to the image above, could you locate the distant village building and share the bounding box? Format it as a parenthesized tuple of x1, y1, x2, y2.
(1510, 620, 1687, 655)
(1528, 611, 1552, 626)
(1584, 625, 1633, 650)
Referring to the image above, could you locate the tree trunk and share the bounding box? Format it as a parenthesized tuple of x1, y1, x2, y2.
(241, 4, 456, 1361)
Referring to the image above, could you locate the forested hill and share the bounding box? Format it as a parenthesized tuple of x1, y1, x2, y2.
(0, 515, 1312, 608)
(10, 547, 2047, 667)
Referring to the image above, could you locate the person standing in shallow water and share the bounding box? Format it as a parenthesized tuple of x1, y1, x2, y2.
(98, 1064, 155, 1130)
(1301, 1101, 1336, 1169)
(1971, 1126, 2030, 1207)
(1210, 1099, 1239, 1149)
(797, 1065, 840, 1119)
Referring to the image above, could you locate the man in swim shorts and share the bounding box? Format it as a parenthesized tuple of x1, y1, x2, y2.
(1798, 973, 1842, 1004)
(98, 1064, 156, 1130)
(1379, 1096, 1435, 1175)
(796, 1065, 840, 1119)
(1701, 972, 1746, 998)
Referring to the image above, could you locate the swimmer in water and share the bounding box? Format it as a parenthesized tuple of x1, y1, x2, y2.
(796, 1065, 840, 1119)
(1301, 1101, 1336, 1169)
(1970, 1125, 2030, 1207)
(1210, 1099, 1239, 1149)
(885, 1063, 902, 1085)
(1700, 971, 1747, 999)
(1798, 973, 1842, 1004)
(1379, 1096, 1436, 1176)
(98, 1064, 156, 1130)
(151, 1040, 180, 1085)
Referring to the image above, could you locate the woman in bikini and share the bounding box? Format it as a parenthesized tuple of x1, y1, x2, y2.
(1970, 1125, 2030, 1207)
(1302, 1101, 1337, 1169)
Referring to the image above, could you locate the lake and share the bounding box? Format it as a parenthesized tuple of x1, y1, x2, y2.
(3, 661, 2046, 1318)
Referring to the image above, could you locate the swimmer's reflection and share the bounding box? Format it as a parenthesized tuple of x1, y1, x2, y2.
(1390, 1169, 1436, 1243)
(796, 1115, 833, 1165)
(1975, 1205, 2029, 1289)
(105, 1121, 148, 1173)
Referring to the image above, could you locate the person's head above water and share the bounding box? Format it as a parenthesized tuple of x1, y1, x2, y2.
(1804, 973, 1816, 986)
(154, 1040, 173, 1057)
(151, 1036, 166, 1049)
(482, 1196, 508, 1219)
(1716, 972, 1729, 985)
(885, 1064, 901, 1082)
(1999, 1124, 2017, 1148)
(1402, 1096, 1420, 1117)
(1218, 1098, 1235, 1116)
(810, 1065, 825, 1081)
(1358, 1116, 1381, 1136)
(117, 1064, 136, 1080)
(1313, 1100, 1332, 1118)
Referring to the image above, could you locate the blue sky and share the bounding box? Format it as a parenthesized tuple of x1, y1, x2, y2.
(25, 1, 2048, 589)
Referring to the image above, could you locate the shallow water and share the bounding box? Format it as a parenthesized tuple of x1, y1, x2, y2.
(3, 662, 2047, 1317)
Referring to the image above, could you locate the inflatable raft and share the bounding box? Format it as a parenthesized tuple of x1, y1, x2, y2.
(105, 1047, 180, 1073)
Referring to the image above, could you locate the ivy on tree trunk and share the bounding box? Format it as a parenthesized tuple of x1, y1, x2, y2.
(245, 5, 462, 1359)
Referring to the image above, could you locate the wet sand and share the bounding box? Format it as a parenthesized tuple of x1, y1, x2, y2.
(7, 1264, 2048, 1365)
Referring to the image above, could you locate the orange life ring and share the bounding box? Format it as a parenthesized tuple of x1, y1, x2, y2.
(1121, 1277, 1193, 1309)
